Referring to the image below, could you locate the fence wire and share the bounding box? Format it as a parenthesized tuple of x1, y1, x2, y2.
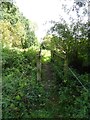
(51, 52, 88, 92)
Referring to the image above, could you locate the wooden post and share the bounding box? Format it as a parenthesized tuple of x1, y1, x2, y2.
(63, 55, 68, 83)
(51, 50, 55, 62)
(37, 47, 42, 82)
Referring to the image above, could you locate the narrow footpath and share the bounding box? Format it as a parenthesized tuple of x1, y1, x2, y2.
(42, 62, 60, 117)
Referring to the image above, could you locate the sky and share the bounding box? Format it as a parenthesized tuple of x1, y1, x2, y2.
(14, 0, 87, 41)
(14, 0, 74, 40)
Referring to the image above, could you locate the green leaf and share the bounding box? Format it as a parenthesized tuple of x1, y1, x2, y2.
(15, 95, 21, 100)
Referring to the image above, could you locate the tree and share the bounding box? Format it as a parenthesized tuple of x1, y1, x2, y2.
(0, 1, 37, 48)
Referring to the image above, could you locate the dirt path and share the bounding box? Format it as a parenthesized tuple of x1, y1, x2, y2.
(42, 62, 59, 99)
(42, 62, 60, 117)
(42, 62, 55, 91)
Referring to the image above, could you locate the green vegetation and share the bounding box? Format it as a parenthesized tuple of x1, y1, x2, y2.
(1, 1, 90, 119)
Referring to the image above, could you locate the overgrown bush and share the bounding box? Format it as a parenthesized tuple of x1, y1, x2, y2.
(2, 48, 49, 118)
(52, 55, 89, 118)
(2, 47, 89, 118)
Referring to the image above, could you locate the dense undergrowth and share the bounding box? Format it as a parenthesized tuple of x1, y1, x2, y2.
(2, 47, 90, 118)
(2, 47, 57, 118)
(52, 53, 89, 118)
